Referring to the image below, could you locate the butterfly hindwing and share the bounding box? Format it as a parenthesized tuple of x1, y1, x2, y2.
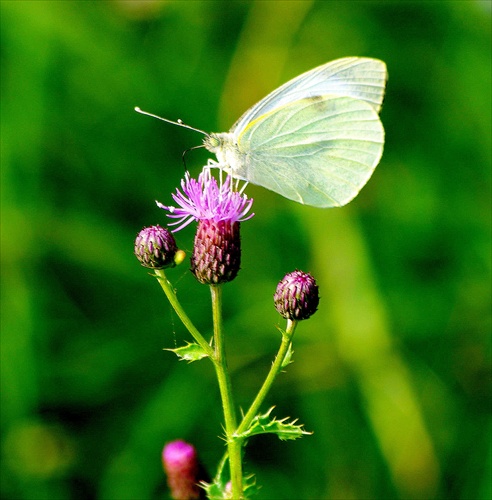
(235, 94, 384, 207)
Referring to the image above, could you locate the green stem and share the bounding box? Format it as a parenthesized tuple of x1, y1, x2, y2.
(236, 319, 298, 436)
(156, 269, 297, 497)
(210, 285, 243, 499)
(154, 269, 214, 358)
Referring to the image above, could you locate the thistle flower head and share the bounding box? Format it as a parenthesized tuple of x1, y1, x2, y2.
(274, 270, 319, 321)
(134, 225, 178, 269)
(157, 168, 254, 232)
(157, 169, 254, 284)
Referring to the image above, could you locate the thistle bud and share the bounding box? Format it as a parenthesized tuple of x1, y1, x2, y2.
(134, 225, 177, 269)
(162, 440, 203, 500)
(274, 270, 319, 320)
(191, 219, 241, 285)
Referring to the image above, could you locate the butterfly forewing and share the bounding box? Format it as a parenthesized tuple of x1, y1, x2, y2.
(231, 57, 387, 137)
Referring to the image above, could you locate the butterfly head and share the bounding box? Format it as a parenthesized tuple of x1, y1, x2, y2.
(203, 133, 223, 154)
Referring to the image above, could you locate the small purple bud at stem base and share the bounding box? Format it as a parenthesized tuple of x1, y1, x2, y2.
(162, 440, 202, 500)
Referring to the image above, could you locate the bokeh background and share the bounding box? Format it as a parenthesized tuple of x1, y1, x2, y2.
(1, 1, 491, 499)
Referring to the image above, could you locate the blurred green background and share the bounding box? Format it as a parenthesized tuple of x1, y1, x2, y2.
(1, 1, 490, 499)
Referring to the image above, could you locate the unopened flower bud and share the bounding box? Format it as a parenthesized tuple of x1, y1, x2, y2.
(274, 270, 319, 320)
(134, 225, 177, 269)
(162, 440, 203, 500)
(191, 219, 241, 285)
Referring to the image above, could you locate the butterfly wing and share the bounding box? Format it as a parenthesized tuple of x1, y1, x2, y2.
(232, 94, 384, 207)
(231, 57, 387, 137)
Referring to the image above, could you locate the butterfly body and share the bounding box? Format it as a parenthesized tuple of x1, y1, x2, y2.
(204, 132, 248, 179)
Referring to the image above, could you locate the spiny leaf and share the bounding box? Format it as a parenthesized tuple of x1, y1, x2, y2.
(243, 474, 260, 498)
(200, 480, 226, 500)
(275, 324, 289, 341)
(164, 342, 208, 362)
(237, 407, 312, 441)
(201, 472, 258, 499)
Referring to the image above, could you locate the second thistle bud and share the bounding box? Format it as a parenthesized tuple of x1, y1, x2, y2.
(134, 225, 178, 269)
(274, 270, 319, 321)
(191, 219, 241, 285)
(162, 440, 204, 500)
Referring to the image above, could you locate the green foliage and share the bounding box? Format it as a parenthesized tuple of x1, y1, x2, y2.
(1, 1, 490, 499)
(164, 342, 210, 363)
(280, 342, 294, 369)
(238, 407, 311, 442)
(203, 471, 259, 500)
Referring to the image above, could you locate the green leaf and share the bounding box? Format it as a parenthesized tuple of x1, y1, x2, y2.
(275, 324, 288, 340)
(243, 474, 260, 498)
(201, 479, 227, 500)
(164, 342, 209, 362)
(202, 470, 258, 499)
(237, 407, 312, 442)
(281, 343, 294, 368)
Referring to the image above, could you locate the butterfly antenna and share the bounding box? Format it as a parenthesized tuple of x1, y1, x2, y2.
(134, 107, 208, 136)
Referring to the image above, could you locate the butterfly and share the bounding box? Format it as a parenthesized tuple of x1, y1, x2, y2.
(136, 57, 387, 208)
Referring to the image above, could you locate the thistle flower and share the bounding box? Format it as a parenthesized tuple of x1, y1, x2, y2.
(162, 440, 204, 500)
(134, 225, 178, 269)
(157, 169, 254, 284)
(274, 270, 319, 320)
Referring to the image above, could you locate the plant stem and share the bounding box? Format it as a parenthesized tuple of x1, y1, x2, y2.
(236, 319, 297, 436)
(210, 285, 243, 499)
(156, 270, 298, 497)
(154, 270, 214, 358)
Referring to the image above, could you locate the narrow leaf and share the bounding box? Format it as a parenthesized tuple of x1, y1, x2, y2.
(281, 343, 294, 368)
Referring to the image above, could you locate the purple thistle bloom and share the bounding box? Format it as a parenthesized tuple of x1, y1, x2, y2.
(157, 169, 254, 284)
(162, 440, 204, 500)
(156, 169, 254, 232)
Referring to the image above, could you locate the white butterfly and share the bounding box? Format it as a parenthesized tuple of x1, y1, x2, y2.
(136, 57, 387, 208)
